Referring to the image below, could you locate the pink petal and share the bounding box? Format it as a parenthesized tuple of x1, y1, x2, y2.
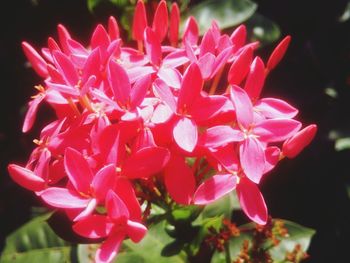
(264, 146, 281, 173)
(108, 16, 120, 40)
(115, 177, 142, 221)
(254, 98, 298, 119)
(74, 198, 97, 222)
(210, 47, 233, 78)
(129, 74, 151, 110)
(151, 103, 173, 124)
(244, 57, 265, 102)
(230, 85, 254, 128)
(122, 147, 170, 179)
(108, 59, 131, 107)
(267, 35, 291, 71)
(230, 25, 246, 53)
(163, 50, 189, 68)
(282, 124, 317, 158)
(183, 16, 199, 46)
(153, 78, 177, 113)
(106, 190, 129, 221)
(190, 95, 234, 123)
(98, 125, 121, 165)
(67, 38, 89, 57)
(52, 51, 79, 86)
(164, 155, 195, 205)
(157, 67, 181, 89)
(152, 0, 168, 42)
(90, 89, 120, 110)
(201, 126, 244, 148)
(126, 220, 147, 243)
(73, 214, 110, 239)
(199, 30, 215, 57)
(128, 66, 155, 83)
(80, 75, 96, 96)
(82, 48, 100, 84)
(144, 27, 162, 66)
(227, 47, 253, 85)
(198, 53, 215, 79)
(22, 42, 48, 78)
(47, 37, 61, 53)
(95, 232, 125, 263)
(22, 95, 45, 133)
(132, 0, 148, 41)
(236, 177, 267, 225)
(253, 119, 302, 142)
(33, 149, 51, 181)
(239, 137, 266, 184)
(133, 128, 156, 149)
(177, 63, 203, 112)
(193, 174, 237, 205)
(7, 164, 46, 192)
(210, 144, 240, 172)
(173, 117, 198, 152)
(45, 82, 80, 96)
(169, 3, 180, 46)
(92, 164, 117, 201)
(57, 24, 72, 54)
(184, 41, 197, 62)
(217, 35, 232, 53)
(40, 187, 89, 208)
(64, 147, 94, 194)
(91, 24, 110, 51)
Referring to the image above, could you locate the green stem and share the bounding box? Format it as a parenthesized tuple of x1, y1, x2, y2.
(225, 242, 231, 263)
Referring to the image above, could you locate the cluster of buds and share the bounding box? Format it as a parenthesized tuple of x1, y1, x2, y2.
(8, 1, 317, 262)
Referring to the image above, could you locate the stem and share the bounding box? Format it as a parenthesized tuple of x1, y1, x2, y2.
(137, 40, 143, 53)
(67, 97, 80, 116)
(225, 242, 231, 263)
(209, 67, 224, 95)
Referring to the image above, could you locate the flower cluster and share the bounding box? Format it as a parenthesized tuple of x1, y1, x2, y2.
(8, 1, 317, 262)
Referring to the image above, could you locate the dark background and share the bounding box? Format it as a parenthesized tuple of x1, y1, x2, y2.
(1, 0, 350, 262)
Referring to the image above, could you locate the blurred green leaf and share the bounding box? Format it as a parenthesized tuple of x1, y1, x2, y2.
(339, 1, 350, 22)
(119, 221, 186, 263)
(211, 219, 315, 263)
(87, 0, 102, 12)
(182, 0, 257, 35)
(201, 192, 240, 219)
(270, 220, 315, 261)
(109, 0, 129, 8)
(335, 137, 350, 151)
(0, 214, 73, 263)
(171, 206, 202, 223)
(246, 13, 281, 45)
(161, 240, 185, 257)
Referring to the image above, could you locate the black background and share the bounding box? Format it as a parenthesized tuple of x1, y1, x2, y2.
(1, 0, 350, 262)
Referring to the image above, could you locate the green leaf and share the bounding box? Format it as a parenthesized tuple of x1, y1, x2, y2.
(171, 205, 202, 223)
(269, 220, 315, 261)
(118, 221, 186, 263)
(202, 192, 240, 219)
(245, 13, 281, 45)
(0, 214, 74, 263)
(87, 0, 102, 12)
(182, 0, 257, 35)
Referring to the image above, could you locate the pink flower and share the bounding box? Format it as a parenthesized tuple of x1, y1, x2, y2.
(8, 1, 317, 260)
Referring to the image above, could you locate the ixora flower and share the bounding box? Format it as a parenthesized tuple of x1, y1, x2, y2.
(8, 0, 317, 262)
